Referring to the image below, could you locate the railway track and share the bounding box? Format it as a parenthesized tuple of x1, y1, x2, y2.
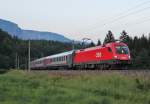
(30, 69, 150, 77)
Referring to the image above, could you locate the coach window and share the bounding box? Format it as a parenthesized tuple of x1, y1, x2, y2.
(64, 56, 65, 61)
(64, 56, 65, 60)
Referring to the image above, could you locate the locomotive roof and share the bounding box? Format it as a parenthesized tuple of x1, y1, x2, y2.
(76, 42, 127, 52)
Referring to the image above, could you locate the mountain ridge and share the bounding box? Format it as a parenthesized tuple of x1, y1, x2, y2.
(0, 19, 72, 42)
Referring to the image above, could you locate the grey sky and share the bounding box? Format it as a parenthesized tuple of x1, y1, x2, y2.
(0, 0, 150, 42)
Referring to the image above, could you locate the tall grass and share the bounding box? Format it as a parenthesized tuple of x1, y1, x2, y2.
(0, 70, 150, 104)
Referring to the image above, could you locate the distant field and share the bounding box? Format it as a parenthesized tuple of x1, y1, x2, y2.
(0, 70, 150, 104)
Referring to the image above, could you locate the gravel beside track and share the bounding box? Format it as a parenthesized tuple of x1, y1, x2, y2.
(30, 69, 150, 77)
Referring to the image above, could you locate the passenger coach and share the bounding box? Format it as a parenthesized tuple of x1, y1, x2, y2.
(30, 51, 74, 69)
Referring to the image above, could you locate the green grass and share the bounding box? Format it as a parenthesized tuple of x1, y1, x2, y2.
(0, 70, 150, 104)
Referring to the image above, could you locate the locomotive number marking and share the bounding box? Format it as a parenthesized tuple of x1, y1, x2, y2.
(96, 52, 102, 58)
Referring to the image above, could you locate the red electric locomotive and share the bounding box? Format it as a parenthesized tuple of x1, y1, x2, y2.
(30, 41, 131, 70)
(73, 42, 131, 69)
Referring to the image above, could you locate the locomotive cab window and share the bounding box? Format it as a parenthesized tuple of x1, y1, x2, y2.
(116, 46, 129, 54)
(107, 47, 112, 52)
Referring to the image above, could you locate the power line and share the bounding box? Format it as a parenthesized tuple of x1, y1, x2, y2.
(108, 6, 150, 24)
(84, 15, 150, 41)
(81, 0, 150, 34)
(89, 6, 150, 33)
(115, 0, 150, 16)
(125, 18, 150, 29)
(99, 16, 150, 36)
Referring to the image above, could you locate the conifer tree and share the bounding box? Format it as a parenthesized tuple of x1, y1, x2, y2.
(97, 39, 101, 46)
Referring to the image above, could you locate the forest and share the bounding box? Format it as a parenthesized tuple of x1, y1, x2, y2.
(0, 29, 150, 70)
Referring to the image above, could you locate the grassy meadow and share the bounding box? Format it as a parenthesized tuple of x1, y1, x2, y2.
(0, 70, 150, 104)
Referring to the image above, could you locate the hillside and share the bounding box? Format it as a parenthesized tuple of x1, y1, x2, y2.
(0, 29, 82, 69)
(0, 19, 72, 42)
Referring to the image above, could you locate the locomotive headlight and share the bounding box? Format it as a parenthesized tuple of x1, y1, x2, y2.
(114, 55, 118, 59)
(129, 55, 131, 59)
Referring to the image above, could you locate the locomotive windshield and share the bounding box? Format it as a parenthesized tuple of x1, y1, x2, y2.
(115, 46, 129, 54)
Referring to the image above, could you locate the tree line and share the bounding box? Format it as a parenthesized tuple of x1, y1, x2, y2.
(0, 29, 150, 70)
(0, 29, 82, 69)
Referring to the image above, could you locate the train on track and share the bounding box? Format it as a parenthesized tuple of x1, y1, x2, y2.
(30, 41, 131, 70)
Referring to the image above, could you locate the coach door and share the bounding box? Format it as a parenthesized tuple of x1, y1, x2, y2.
(67, 54, 73, 68)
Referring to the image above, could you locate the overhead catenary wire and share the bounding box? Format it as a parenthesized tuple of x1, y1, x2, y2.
(113, 0, 150, 17)
(86, 6, 150, 34)
(107, 6, 150, 24)
(125, 18, 150, 31)
(91, 16, 150, 37)
(97, 7, 150, 32)
(80, 0, 150, 34)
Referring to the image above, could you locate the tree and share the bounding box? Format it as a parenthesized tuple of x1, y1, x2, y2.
(97, 39, 101, 46)
(103, 30, 115, 44)
(0, 29, 83, 69)
(86, 42, 95, 48)
(135, 49, 150, 68)
(120, 30, 129, 43)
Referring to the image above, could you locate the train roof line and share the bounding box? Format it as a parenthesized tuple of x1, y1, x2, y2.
(32, 50, 74, 62)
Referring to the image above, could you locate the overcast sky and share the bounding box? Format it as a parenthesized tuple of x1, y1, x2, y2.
(0, 0, 150, 42)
